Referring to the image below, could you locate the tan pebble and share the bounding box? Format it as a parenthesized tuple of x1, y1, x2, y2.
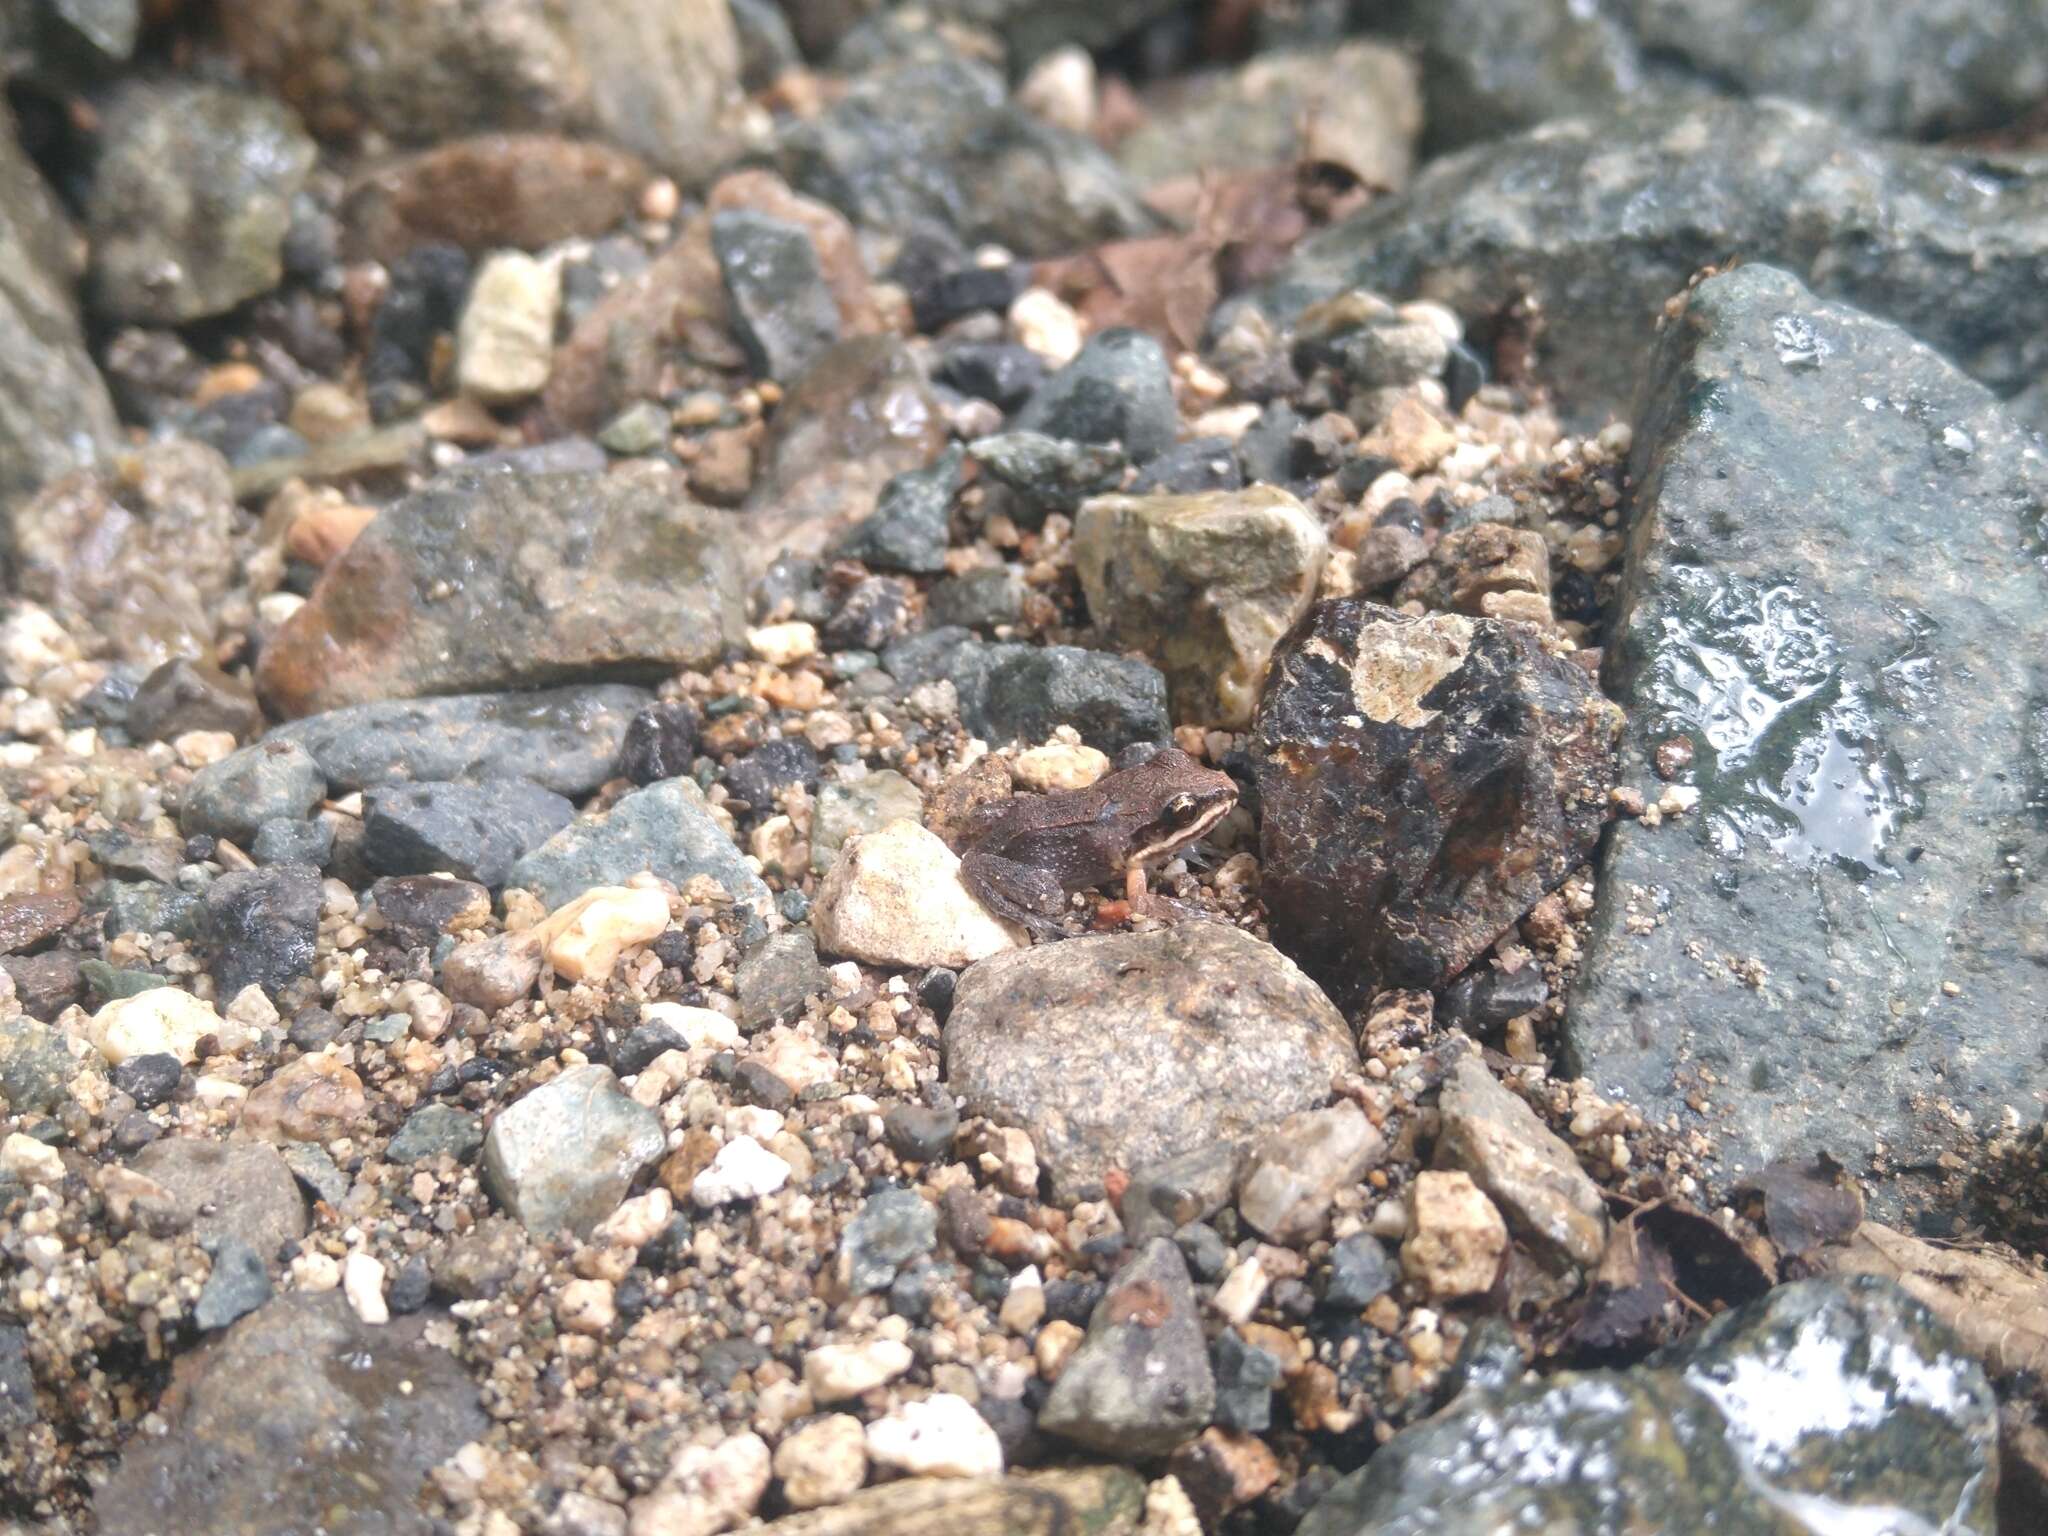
(1401, 1170, 1508, 1300)
(88, 989, 219, 1066)
(285, 498, 378, 567)
(594, 1188, 674, 1251)
(746, 622, 818, 666)
(774, 1413, 867, 1509)
(557, 1277, 617, 1335)
(539, 887, 671, 983)
(172, 729, 238, 767)
(1009, 288, 1083, 365)
(1011, 741, 1109, 792)
(344, 1251, 389, 1325)
(239, 1052, 368, 1142)
(1035, 1319, 1084, 1379)
(292, 1250, 341, 1292)
(803, 1340, 913, 1402)
(0, 1133, 62, 1184)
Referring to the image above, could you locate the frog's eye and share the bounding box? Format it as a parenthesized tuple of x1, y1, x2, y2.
(1165, 793, 1197, 822)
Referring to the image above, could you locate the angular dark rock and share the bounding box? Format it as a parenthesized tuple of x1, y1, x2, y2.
(1038, 1236, 1214, 1457)
(0, 1322, 33, 1431)
(968, 432, 1127, 524)
(251, 816, 335, 869)
(2, 951, 86, 1023)
(363, 778, 574, 888)
(1256, 600, 1620, 1002)
(838, 1186, 938, 1295)
(268, 684, 651, 797)
(130, 1138, 307, 1257)
(193, 1238, 272, 1331)
(713, 208, 840, 382)
(934, 342, 1044, 412)
(94, 1293, 486, 1536)
(126, 657, 263, 743)
(736, 928, 823, 1029)
(832, 445, 963, 574)
(0, 892, 80, 955)
(256, 466, 745, 717)
(1238, 97, 2048, 423)
(180, 739, 327, 844)
(507, 777, 771, 916)
(0, 1015, 90, 1113)
(389, 1103, 484, 1164)
(618, 698, 701, 786)
(1014, 328, 1178, 465)
(723, 738, 822, 811)
(480, 1065, 666, 1237)
(1298, 1277, 1996, 1535)
(1564, 266, 2048, 1216)
(110, 1051, 181, 1110)
(946, 924, 1357, 1201)
(369, 875, 491, 949)
(922, 638, 1171, 757)
(199, 864, 322, 998)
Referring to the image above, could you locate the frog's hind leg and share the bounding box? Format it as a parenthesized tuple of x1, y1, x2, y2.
(961, 849, 1069, 938)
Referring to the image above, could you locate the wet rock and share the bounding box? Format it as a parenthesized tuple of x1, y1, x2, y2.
(1438, 965, 1549, 1034)
(1076, 486, 1326, 728)
(193, 1238, 272, 1331)
(927, 567, 1024, 632)
(838, 1186, 939, 1295)
(9, 440, 239, 670)
(269, 684, 651, 798)
(714, 209, 841, 383)
(737, 929, 823, 1028)
(181, 740, 327, 844)
(94, 1292, 487, 1536)
(1298, 1276, 1997, 1536)
(257, 466, 745, 717)
(370, 875, 492, 949)
(741, 1467, 1143, 1534)
(86, 81, 315, 324)
(1014, 329, 1177, 464)
(724, 738, 822, 810)
(1565, 266, 2048, 1216)
(911, 264, 1029, 335)
(1401, 1170, 1507, 1301)
(0, 892, 78, 955)
(815, 820, 1023, 968)
(1241, 97, 2048, 422)
(882, 1103, 958, 1165)
(130, 1138, 307, 1257)
(0, 1016, 89, 1113)
(109, 1051, 179, 1110)
(947, 924, 1357, 1201)
(912, 638, 1170, 756)
(810, 771, 925, 874)
(126, 658, 262, 743)
(509, 776, 770, 916)
(363, 779, 574, 888)
(1116, 43, 1419, 192)
(252, 817, 334, 869)
(1255, 600, 1621, 1003)
(199, 865, 321, 999)
(221, 0, 742, 185)
(1237, 1102, 1386, 1244)
(968, 432, 1127, 525)
(456, 251, 561, 404)
(832, 445, 963, 575)
(1039, 1236, 1213, 1458)
(745, 336, 947, 569)
(340, 134, 649, 263)
(389, 1103, 485, 1164)
(774, 45, 1157, 258)
(935, 343, 1045, 413)
(1436, 1051, 1605, 1270)
(1129, 437, 1243, 497)
(482, 1064, 665, 1237)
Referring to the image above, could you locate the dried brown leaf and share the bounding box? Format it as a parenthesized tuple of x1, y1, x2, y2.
(1739, 1157, 1865, 1258)
(1826, 1221, 2048, 1381)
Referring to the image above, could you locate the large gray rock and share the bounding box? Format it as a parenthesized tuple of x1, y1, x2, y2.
(86, 80, 316, 324)
(93, 1293, 486, 1536)
(1379, 0, 2048, 150)
(774, 44, 1158, 258)
(1236, 97, 2048, 423)
(267, 684, 653, 797)
(0, 103, 118, 509)
(181, 739, 327, 844)
(1298, 1276, 1996, 1536)
(945, 924, 1358, 1202)
(256, 465, 746, 717)
(220, 0, 744, 186)
(1037, 1237, 1214, 1458)
(128, 1138, 307, 1264)
(481, 1063, 667, 1237)
(362, 779, 574, 888)
(887, 633, 1171, 756)
(507, 775, 771, 917)
(1564, 266, 2048, 1219)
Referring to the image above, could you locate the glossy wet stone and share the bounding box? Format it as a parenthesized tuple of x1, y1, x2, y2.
(1237, 96, 2048, 422)
(1255, 599, 1621, 1003)
(268, 684, 651, 798)
(93, 1293, 487, 1536)
(1014, 328, 1178, 464)
(256, 466, 745, 717)
(1565, 266, 2048, 1216)
(199, 865, 321, 999)
(1298, 1275, 1997, 1536)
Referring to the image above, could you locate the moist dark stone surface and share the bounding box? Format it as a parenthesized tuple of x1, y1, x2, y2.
(1564, 265, 2048, 1217)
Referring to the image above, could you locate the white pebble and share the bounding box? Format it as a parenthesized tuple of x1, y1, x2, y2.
(803, 1339, 915, 1401)
(343, 1251, 389, 1324)
(0, 1132, 62, 1184)
(690, 1136, 792, 1208)
(864, 1393, 1004, 1479)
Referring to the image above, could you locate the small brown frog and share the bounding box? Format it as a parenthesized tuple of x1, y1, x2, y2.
(960, 746, 1238, 937)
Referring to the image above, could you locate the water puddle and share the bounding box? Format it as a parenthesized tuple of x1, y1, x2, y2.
(1646, 570, 1917, 876)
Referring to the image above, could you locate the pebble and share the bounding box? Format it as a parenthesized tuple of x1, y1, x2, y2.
(344, 1251, 390, 1325)
(239, 1053, 369, 1142)
(1008, 288, 1084, 365)
(1436, 1051, 1607, 1270)
(180, 739, 327, 843)
(1320, 1234, 1398, 1311)
(87, 988, 218, 1065)
(388, 1103, 485, 1164)
(193, 1238, 271, 1331)
(556, 1277, 616, 1336)
(839, 1187, 939, 1295)
(456, 251, 562, 404)
(362, 778, 574, 888)
(813, 820, 1023, 968)
(537, 886, 673, 983)
(773, 1414, 868, 1509)
(1401, 1170, 1509, 1301)
(803, 1339, 915, 1401)
(864, 1393, 1005, 1480)
(481, 1065, 667, 1238)
(1236, 1102, 1387, 1244)
(689, 1135, 792, 1208)
(630, 1432, 771, 1536)
(0, 1132, 62, 1184)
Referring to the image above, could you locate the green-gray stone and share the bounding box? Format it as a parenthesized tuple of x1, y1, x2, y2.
(507, 776, 770, 922)
(389, 1104, 484, 1164)
(810, 771, 925, 874)
(737, 928, 823, 1030)
(1299, 1276, 1997, 1536)
(1564, 266, 2048, 1219)
(597, 401, 672, 456)
(0, 1015, 90, 1114)
(79, 959, 168, 1000)
(480, 1065, 665, 1238)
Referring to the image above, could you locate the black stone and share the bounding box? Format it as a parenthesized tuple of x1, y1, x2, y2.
(917, 967, 957, 1023)
(1128, 436, 1244, 495)
(935, 342, 1045, 411)
(723, 738, 821, 811)
(968, 431, 1128, 525)
(111, 1052, 182, 1110)
(127, 657, 261, 742)
(368, 875, 489, 950)
(831, 445, 963, 574)
(1212, 1328, 1287, 1432)
(821, 574, 914, 651)
(712, 208, 841, 383)
(251, 816, 334, 869)
(1014, 328, 1177, 463)
(199, 864, 321, 999)
(1443, 341, 1487, 413)
(1321, 1234, 1397, 1310)
(733, 1060, 795, 1112)
(883, 1102, 959, 1163)
(887, 1259, 939, 1322)
(912, 263, 1030, 333)
(193, 1238, 271, 1331)
(367, 242, 470, 384)
(387, 1257, 432, 1316)
(1439, 967, 1550, 1033)
(614, 1021, 688, 1077)
(362, 778, 573, 888)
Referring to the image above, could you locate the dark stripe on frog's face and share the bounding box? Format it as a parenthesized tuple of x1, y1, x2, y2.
(1123, 783, 1237, 871)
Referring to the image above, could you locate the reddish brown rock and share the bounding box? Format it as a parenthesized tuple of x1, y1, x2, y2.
(1255, 599, 1620, 1002)
(239, 1053, 368, 1142)
(0, 892, 80, 956)
(341, 135, 649, 263)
